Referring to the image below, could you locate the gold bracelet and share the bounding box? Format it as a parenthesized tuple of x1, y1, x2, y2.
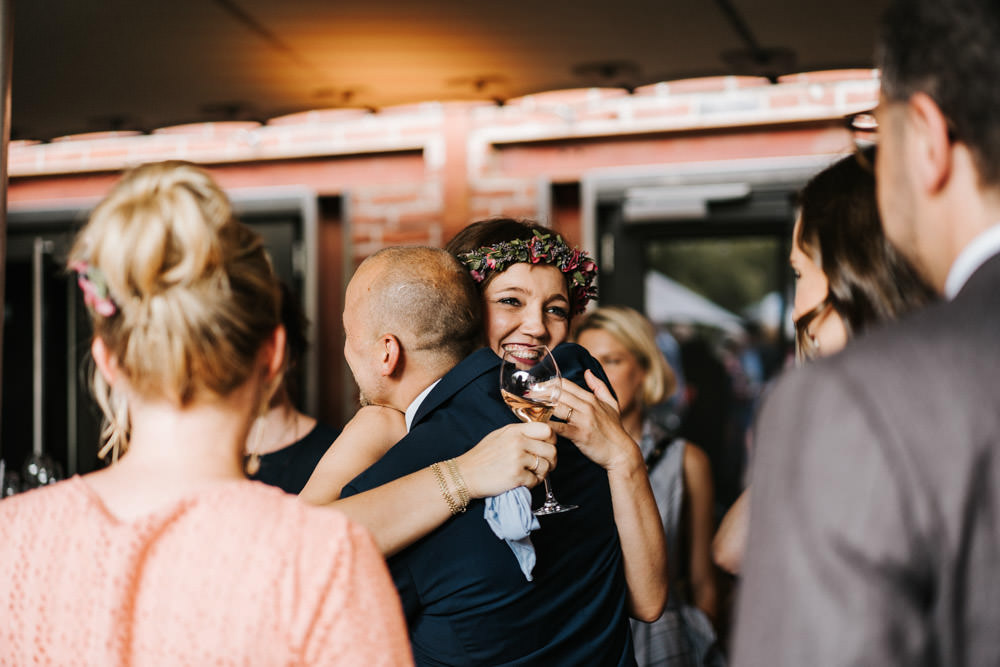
(445, 458, 470, 511)
(430, 462, 462, 515)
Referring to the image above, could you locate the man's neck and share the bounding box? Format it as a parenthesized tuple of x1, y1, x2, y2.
(932, 151, 1000, 289)
(944, 222, 1000, 298)
(387, 361, 455, 414)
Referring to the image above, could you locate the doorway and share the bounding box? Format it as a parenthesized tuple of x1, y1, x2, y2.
(583, 159, 825, 514)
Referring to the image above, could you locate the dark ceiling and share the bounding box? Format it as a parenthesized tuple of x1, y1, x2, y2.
(12, 0, 888, 141)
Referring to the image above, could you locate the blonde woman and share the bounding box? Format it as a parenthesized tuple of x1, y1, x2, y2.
(574, 305, 723, 666)
(0, 162, 412, 665)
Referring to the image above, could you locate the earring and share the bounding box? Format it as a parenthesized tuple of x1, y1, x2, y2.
(244, 414, 264, 476)
(806, 331, 820, 354)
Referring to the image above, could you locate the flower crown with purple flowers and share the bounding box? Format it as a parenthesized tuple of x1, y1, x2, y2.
(457, 230, 598, 315)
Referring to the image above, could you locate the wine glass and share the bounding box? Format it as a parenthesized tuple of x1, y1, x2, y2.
(500, 345, 577, 515)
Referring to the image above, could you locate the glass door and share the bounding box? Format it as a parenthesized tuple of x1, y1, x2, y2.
(596, 191, 795, 516)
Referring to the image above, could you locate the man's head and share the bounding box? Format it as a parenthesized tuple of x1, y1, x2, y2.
(875, 0, 1000, 291)
(343, 246, 483, 410)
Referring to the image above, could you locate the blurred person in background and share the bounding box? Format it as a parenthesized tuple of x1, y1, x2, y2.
(713, 145, 935, 575)
(247, 282, 341, 494)
(575, 305, 724, 667)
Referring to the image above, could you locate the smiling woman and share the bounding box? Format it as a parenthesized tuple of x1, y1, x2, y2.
(482, 262, 571, 356)
(447, 217, 671, 624)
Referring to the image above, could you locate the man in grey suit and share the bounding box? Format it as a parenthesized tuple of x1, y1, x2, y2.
(733, 0, 1000, 664)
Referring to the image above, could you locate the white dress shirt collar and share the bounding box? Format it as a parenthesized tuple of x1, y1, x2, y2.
(944, 224, 1000, 300)
(404, 379, 441, 432)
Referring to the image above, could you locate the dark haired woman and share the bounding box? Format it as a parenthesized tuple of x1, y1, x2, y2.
(713, 147, 935, 574)
(447, 218, 669, 622)
(247, 283, 342, 494)
(790, 145, 935, 361)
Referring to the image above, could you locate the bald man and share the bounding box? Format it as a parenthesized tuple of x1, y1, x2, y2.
(341, 246, 483, 415)
(339, 247, 638, 666)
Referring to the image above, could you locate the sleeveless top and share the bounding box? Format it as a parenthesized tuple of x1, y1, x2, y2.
(631, 419, 726, 667)
(250, 421, 341, 494)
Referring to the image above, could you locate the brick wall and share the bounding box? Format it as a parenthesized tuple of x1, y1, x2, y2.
(6, 70, 879, 424)
(9, 69, 880, 247)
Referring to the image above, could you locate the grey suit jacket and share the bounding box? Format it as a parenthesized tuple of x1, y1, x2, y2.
(733, 252, 1000, 666)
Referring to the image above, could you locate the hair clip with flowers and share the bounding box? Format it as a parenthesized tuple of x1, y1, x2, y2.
(458, 230, 598, 314)
(69, 260, 117, 317)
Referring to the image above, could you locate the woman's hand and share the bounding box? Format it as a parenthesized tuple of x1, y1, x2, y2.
(455, 421, 558, 498)
(552, 371, 668, 620)
(550, 370, 642, 473)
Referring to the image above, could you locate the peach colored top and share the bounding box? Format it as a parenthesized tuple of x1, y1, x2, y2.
(0, 476, 413, 666)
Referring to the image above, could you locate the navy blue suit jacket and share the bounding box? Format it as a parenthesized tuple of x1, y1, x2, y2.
(343, 343, 635, 666)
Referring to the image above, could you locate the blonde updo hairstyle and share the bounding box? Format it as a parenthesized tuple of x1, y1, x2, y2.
(572, 305, 676, 409)
(68, 161, 282, 459)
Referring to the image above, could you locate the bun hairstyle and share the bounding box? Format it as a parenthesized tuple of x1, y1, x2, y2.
(68, 161, 282, 458)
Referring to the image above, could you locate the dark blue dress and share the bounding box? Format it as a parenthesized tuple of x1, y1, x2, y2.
(250, 421, 340, 494)
(343, 344, 636, 666)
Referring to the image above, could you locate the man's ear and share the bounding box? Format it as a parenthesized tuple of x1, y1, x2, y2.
(91, 337, 117, 385)
(907, 92, 953, 194)
(378, 333, 402, 377)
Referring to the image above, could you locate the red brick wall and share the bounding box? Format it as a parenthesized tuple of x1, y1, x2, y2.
(6, 71, 879, 424)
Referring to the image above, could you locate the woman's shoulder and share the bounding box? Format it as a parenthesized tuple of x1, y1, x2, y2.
(681, 442, 712, 482)
(189, 482, 382, 573)
(235, 485, 385, 584)
(335, 405, 407, 462)
(233, 481, 353, 525)
(0, 476, 87, 526)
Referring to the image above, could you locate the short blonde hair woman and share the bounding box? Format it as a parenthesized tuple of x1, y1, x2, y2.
(573, 305, 723, 666)
(0, 161, 412, 665)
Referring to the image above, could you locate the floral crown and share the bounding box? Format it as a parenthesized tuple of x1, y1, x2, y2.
(458, 230, 598, 314)
(69, 260, 118, 317)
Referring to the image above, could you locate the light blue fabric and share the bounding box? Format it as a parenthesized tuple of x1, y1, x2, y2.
(484, 486, 540, 581)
